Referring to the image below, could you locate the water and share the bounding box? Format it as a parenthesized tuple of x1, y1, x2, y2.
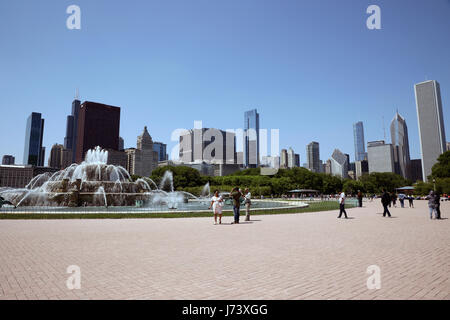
(0, 146, 300, 213)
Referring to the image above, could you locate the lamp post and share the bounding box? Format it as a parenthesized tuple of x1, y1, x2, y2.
(433, 179, 436, 191)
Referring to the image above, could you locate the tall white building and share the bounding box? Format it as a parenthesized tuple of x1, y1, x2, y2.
(287, 147, 295, 168)
(415, 80, 447, 181)
(367, 140, 395, 174)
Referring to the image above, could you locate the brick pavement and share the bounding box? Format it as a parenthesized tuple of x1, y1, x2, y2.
(0, 200, 448, 300)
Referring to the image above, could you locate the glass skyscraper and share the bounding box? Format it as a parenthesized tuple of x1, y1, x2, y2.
(390, 112, 411, 179)
(153, 142, 168, 162)
(244, 109, 260, 168)
(353, 121, 367, 162)
(23, 112, 45, 166)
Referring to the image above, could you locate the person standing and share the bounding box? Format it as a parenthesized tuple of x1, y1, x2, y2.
(434, 192, 441, 219)
(426, 190, 436, 219)
(244, 188, 252, 221)
(398, 193, 405, 208)
(338, 191, 348, 219)
(381, 189, 391, 217)
(408, 195, 414, 208)
(230, 187, 242, 224)
(208, 190, 224, 225)
(357, 190, 363, 208)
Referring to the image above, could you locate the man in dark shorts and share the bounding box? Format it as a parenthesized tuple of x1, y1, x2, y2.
(230, 187, 242, 224)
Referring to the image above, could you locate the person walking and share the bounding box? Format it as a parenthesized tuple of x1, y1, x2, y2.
(391, 193, 397, 208)
(337, 191, 348, 219)
(244, 188, 252, 221)
(408, 195, 414, 208)
(230, 187, 242, 224)
(357, 190, 363, 208)
(208, 190, 224, 225)
(434, 192, 441, 219)
(381, 189, 391, 217)
(426, 190, 436, 219)
(398, 193, 406, 208)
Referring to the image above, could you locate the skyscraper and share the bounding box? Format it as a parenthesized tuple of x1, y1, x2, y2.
(353, 121, 367, 162)
(415, 80, 447, 181)
(153, 142, 168, 162)
(244, 109, 260, 168)
(179, 128, 236, 164)
(23, 112, 45, 166)
(2, 155, 15, 165)
(48, 144, 71, 169)
(64, 98, 81, 164)
(75, 101, 121, 163)
(390, 112, 411, 179)
(280, 149, 288, 168)
(330, 149, 348, 178)
(367, 140, 395, 174)
(287, 147, 295, 168)
(125, 126, 159, 177)
(307, 141, 320, 172)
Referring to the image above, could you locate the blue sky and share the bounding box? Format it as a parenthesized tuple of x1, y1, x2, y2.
(0, 0, 449, 165)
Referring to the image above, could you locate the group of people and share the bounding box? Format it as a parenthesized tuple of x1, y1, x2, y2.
(426, 190, 442, 219)
(339, 189, 445, 220)
(208, 187, 252, 225)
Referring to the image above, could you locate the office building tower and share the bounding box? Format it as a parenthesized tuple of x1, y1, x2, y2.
(447, 142, 450, 151)
(353, 121, 367, 161)
(355, 160, 369, 180)
(409, 159, 423, 182)
(244, 109, 260, 168)
(330, 149, 348, 178)
(294, 154, 300, 168)
(64, 98, 81, 164)
(325, 159, 332, 174)
(287, 147, 295, 168)
(307, 142, 320, 172)
(179, 128, 236, 164)
(48, 144, 72, 169)
(390, 112, 411, 179)
(153, 142, 168, 162)
(125, 126, 159, 177)
(2, 155, 15, 165)
(23, 112, 45, 166)
(367, 140, 395, 173)
(280, 149, 288, 168)
(75, 101, 121, 163)
(118, 137, 124, 151)
(415, 80, 447, 181)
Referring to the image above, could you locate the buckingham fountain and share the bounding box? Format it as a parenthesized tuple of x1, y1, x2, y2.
(0, 147, 303, 213)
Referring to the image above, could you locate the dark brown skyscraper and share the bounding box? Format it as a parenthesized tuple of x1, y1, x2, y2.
(75, 101, 121, 163)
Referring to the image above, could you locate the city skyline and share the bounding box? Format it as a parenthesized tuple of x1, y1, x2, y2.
(1, 1, 450, 167)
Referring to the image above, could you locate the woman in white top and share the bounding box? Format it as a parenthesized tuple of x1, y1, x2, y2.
(208, 190, 224, 225)
(244, 188, 252, 221)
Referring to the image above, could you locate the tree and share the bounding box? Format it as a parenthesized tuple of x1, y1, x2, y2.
(431, 151, 450, 179)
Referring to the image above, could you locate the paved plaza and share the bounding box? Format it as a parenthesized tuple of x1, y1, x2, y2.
(0, 200, 449, 300)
